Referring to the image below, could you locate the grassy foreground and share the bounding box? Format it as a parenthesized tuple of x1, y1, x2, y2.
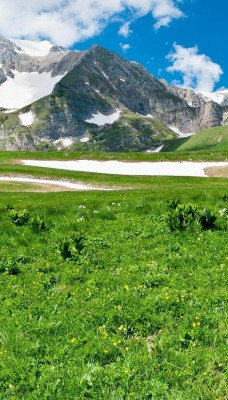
(0, 179, 227, 399)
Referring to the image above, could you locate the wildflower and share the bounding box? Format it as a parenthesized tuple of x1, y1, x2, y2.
(77, 217, 84, 222)
(124, 285, 129, 291)
(113, 342, 118, 346)
(79, 205, 86, 209)
(125, 347, 129, 351)
(103, 332, 109, 338)
(124, 369, 129, 374)
(103, 349, 108, 354)
(114, 305, 123, 310)
(70, 338, 76, 343)
(118, 325, 125, 331)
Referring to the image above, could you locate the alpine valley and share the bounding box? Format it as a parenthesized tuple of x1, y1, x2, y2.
(0, 36, 228, 152)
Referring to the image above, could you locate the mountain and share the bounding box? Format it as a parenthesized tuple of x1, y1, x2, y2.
(0, 37, 225, 151)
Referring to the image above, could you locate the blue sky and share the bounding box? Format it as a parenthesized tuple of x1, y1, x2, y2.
(74, 0, 227, 92)
(0, 0, 226, 92)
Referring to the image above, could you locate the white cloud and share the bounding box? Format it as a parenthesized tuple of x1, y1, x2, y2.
(120, 43, 131, 52)
(167, 43, 223, 92)
(0, 0, 183, 47)
(118, 22, 132, 38)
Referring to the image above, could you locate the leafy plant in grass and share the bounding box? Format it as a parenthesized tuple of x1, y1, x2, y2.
(8, 208, 30, 226)
(58, 232, 85, 260)
(30, 215, 47, 232)
(198, 208, 218, 230)
(165, 203, 198, 231)
(0, 256, 30, 275)
(165, 201, 218, 231)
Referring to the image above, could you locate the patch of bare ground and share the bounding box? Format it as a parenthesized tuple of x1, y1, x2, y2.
(204, 166, 228, 177)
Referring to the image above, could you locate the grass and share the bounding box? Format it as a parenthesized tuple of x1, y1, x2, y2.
(0, 185, 227, 399)
(0, 151, 227, 399)
(163, 125, 228, 152)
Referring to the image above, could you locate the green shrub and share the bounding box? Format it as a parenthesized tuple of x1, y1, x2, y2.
(198, 208, 217, 230)
(58, 232, 85, 260)
(30, 215, 47, 231)
(8, 209, 30, 226)
(166, 203, 198, 231)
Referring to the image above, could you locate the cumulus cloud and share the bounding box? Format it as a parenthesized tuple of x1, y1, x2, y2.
(118, 22, 132, 38)
(120, 43, 131, 52)
(167, 43, 223, 92)
(0, 0, 183, 47)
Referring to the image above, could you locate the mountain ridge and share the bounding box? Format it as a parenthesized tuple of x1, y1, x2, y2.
(0, 37, 226, 151)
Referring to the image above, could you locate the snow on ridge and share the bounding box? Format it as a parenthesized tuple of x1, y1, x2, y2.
(85, 109, 121, 126)
(19, 111, 35, 126)
(0, 70, 64, 109)
(10, 38, 54, 57)
(168, 125, 195, 138)
(199, 90, 228, 105)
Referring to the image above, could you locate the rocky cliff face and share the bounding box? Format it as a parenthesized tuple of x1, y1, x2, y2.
(0, 38, 224, 151)
(0, 36, 82, 77)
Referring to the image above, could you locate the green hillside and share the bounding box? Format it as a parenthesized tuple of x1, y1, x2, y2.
(163, 125, 228, 152)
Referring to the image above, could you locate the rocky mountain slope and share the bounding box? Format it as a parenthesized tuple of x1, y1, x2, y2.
(0, 37, 225, 151)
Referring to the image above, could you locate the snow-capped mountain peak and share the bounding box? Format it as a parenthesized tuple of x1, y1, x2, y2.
(199, 89, 228, 105)
(9, 38, 55, 57)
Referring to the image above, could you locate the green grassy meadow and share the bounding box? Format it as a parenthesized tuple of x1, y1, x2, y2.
(163, 125, 228, 152)
(0, 151, 228, 399)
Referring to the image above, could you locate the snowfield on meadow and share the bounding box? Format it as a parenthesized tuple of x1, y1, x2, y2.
(21, 160, 228, 177)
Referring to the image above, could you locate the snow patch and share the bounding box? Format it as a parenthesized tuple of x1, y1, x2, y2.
(0, 70, 64, 109)
(80, 136, 90, 143)
(136, 113, 154, 118)
(101, 71, 116, 90)
(120, 78, 125, 82)
(168, 125, 195, 138)
(146, 145, 164, 153)
(85, 109, 121, 126)
(200, 90, 228, 105)
(10, 38, 53, 57)
(19, 111, 35, 126)
(54, 138, 73, 148)
(21, 160, 228, 178)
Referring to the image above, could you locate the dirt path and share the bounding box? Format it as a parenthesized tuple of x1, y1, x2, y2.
(0, 177, 112, 192)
